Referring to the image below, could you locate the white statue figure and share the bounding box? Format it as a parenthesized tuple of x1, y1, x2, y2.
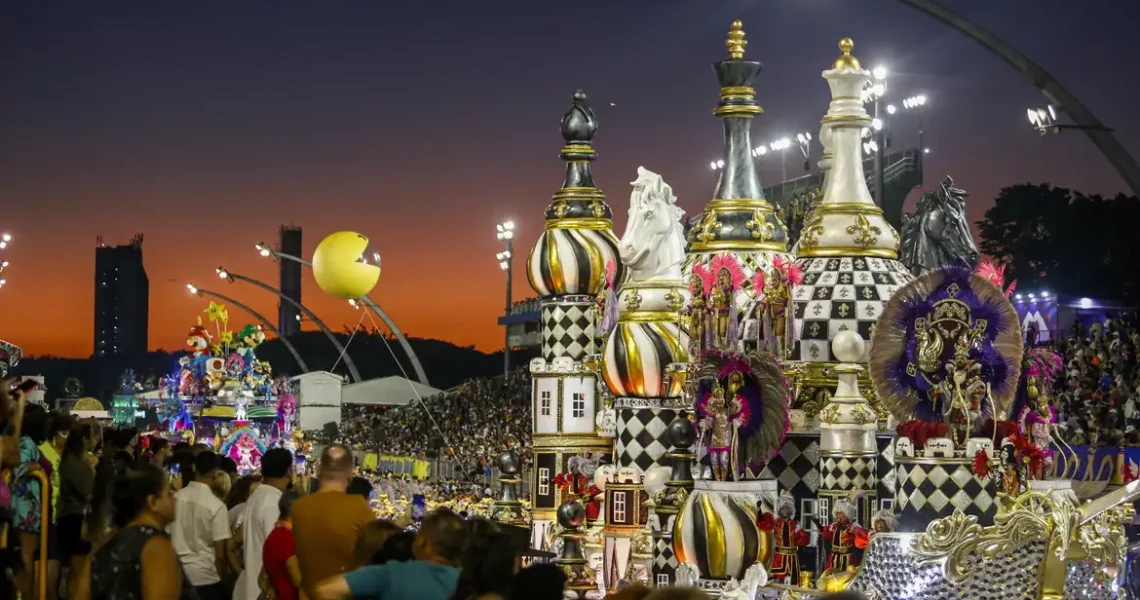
(721, 563, 769, 600)
(675, 562, 701, 588)
(619, 167, 686, 282)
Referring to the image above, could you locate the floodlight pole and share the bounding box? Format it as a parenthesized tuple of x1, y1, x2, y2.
(261, 250, 431, 386)
(222, 270, 362, 383)
(895, 0, 1140, 197)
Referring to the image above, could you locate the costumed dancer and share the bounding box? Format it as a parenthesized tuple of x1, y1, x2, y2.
(687, 264, 711, 355)
(694, 351, 790, 481)
(707, 254, 746, 350)
(869, 509, 896, 537)
(1014, 348, 1062, 480)
(757, 493, 808, 583)
(697, 380, 746, 481)
(557, 455, 605, 521)
(817, 495, 868, 572)
(595, 258, 620, 338)
(760, 256, 802, 359)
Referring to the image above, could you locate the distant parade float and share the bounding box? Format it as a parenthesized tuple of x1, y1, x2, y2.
(515, 19, 1135, 600)
(152, 301, 300, 472)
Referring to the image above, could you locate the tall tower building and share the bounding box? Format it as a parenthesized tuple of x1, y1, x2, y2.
(278, 226, 303, 336)
(525, 91, 625, 547)
(94, 235, 149, 357)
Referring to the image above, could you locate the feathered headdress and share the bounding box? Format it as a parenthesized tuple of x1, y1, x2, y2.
(710, 254, 746, 290)
(772, 255, 804, 285)
(1024, 347, 1063, 385)
(870, 265, 1024, 422)
(605, 258, 618, 290)
(691, 262, 714, 296)
(694, 349, 791, 464)
(751, 271, 766, 297)
(975, 260, 1017, 298)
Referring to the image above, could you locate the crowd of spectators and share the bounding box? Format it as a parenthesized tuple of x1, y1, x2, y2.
(1048, 315, 1140, 446)
(333, 370, 532, 473)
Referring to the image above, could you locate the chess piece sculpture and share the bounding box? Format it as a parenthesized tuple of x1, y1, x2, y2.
(899, 176, 980, 275)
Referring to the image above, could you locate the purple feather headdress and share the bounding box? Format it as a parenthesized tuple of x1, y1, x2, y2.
(695, 349, 790, 463)
(869, 265, 1025, 422)
(1024, 348, 1063, 385)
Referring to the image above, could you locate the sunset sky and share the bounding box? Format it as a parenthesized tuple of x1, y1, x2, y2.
(0, 0, 1137, 358)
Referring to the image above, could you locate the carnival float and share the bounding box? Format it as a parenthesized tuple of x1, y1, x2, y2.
(151, 302, 301, 472)
(511, 19, 1136, 600)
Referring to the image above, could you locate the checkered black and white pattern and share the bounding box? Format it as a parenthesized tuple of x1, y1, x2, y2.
(791, 256, 913, 363)
(820, 454, 876, 493)
(541, 299, 595, 362)
(876, 435, 896, 507)
(895, 459, 997, 533)
(652, 536, 677, 586)
(760, 434, 821, 502)
(617, 408, 677, 473)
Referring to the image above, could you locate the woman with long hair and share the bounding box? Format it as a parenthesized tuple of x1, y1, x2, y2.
(12, 403, 50, 600)
(78, 465, 190, 600)
(58, 421, 98, 597)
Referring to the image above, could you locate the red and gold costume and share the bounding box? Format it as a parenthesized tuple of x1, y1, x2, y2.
(758, 512, 809, 581)
(820, 519, 869, 571)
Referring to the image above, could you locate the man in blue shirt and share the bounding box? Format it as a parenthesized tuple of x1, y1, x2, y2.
(313, 508, 467, 600)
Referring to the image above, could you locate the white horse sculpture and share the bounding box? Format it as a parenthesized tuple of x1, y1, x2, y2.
(619, 167, 686, 282)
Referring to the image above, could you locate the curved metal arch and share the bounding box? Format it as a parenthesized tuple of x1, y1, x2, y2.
(896, 0, 1140, 196)
(224, 271, 363, 383)
(267, 250, 431, 387)
(193, 286, 310, 373)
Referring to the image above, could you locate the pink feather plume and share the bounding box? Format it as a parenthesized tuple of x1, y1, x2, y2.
(692, 263, 714, 295)
(772, 255, 804, 285)
(710, 253, 747, 290)
(605, 258, 617, 288)
(751, 270, 766, 296)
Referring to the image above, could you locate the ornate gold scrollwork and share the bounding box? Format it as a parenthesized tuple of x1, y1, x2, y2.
(695, 210, 722, 243)
(664, 289, 685, 312)
(913, 505, 1051, 584)
(798, 215, 825, 251)
(1077, 505, 1131, 583)
(745, 209, 776, 241)
(846, 214, 882, 249)
(624, 292, 644, 311)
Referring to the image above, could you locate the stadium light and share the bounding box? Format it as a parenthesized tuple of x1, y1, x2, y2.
(496, 220, 516, 375)
(187, 283, 199, 294)
(1079, 297, 1092, 308)
(886, 104, 897, 115)
(255, 242, 272, 257)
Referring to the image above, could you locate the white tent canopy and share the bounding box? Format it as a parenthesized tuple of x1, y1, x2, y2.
(340, 376, 443, 407)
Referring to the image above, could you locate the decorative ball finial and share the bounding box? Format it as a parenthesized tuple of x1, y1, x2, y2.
(497, 450, 520, 475)
(557, 499, 587, 529)
(832, 37, 862, 70)
(668, 416, 698, 449)
(725, 20, 747, 59)
(832, 330, 866, 363)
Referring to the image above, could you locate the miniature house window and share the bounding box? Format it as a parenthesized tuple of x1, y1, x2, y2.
(613, 491, 627, 522)
(657, 575, 670, 587)
(879, 498, 894, 512)
(541, 391, 552, 416)
(802, 499, 820, 545)
(538, 468, 551, 496)
(572, 392, 585, 418)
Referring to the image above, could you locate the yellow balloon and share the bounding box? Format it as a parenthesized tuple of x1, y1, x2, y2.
(312, 231, 381, 300)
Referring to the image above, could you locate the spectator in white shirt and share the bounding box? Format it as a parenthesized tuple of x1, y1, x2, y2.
(171, 451, 232, 600)
(236, 448, 294, 600)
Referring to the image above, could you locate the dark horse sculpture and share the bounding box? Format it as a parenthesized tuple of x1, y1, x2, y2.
(899, 176, 979, 275)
